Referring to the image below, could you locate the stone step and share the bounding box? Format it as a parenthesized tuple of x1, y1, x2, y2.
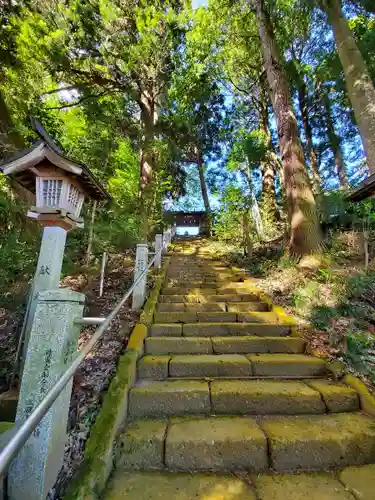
(104, 468, 373, 500)
(137, 354, 326, 379)
(162, 283, 253, 295)
(156, 302, 227, 312)
(145, 336, 306, 355)
(150, 322, 291, 337)
(115, 413, 375, 473)
(159, 293, 262, 303)
(128, 379, 359, 418)
(153, 311, 281, 324)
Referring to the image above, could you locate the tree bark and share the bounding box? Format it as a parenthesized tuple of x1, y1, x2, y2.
(297, 81, 321, 193)
(243, 212, 252, 257)
(254, 0, 321, 256)
(323, 0, 375, 174)
(196, 145, 211, 233)
(138, 87, 157, 242)
(258, 92, 278, 228)
(323, 91, 348, 188)
(85, 200, 97, 264)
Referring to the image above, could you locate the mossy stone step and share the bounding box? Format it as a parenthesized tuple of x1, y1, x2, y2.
(104, 471, 256, 500)
(145, 336, 305, 355)
(129, 380, 211, 418)
(165, 416, 268, 471)
(156, 302, 226, 312)
(306, 380, 359, 412)
(211, 380, 326, 415)
(256, 472, 356, 500)
(227, 302, 271, 312)
(150, 322, 291, 338)
(159, 293, 261, 303)
(261, 412, 375, 472)
(137, 354, 325, 379)
(339, 464, 375, 500)
(153, 311, 282, 324)
(248, 354, 326, 377)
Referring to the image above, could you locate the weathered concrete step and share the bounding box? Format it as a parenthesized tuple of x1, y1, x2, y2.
(116, 413, 375, 473)
(129, 379, 358, 418)
(150, 322, 291, 337)
(159, 293, 262, 303)
(162, 284, 257, 295)
(153, 311, 281, 324)
(145, 336, 305, 354)
(137, 354, 326, 379)
(104, 468, 373, 500)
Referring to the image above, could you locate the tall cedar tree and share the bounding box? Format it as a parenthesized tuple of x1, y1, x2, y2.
(253, 0, 321, 256)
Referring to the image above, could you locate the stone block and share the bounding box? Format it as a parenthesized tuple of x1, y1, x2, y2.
(185, 303, 226, 312)
(129, 380, 210, 417)
(196, 312, 237, 323)
(137, 355, 170, 379)
(248, 354, 326, 377)
(145, 337, 213, 355)
(159, 295, 200, 303)
(231, 324, 291, 337)
(237, 312, 282, 323)
(105, 471, 257, 500)
(212, 336, 269, 354)
(256, 472, 355, 500)
(116, 420, 167, 470)
(150, 324, 182, 337)
(261, 413, 375, 471)
(183, 323, 231, 337)
(339, 464, 375, 500)
(169, 354, 252, 378)
(306, 380, 359, 412)
(154, 312, 197, 323)
(227, 303, 270, 313)
(165, 416, 267, 471)
(211, 380, 325, 415)
(208, 294, 259, 302)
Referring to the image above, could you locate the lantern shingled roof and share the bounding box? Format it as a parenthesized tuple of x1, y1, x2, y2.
(0, 118, 111, 201)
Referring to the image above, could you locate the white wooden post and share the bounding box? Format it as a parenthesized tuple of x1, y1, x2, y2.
(155, 234, 163, 269)
(99, 251, 107, 297)
(132, 243, 148, 311)
(172, 223, 177, 238)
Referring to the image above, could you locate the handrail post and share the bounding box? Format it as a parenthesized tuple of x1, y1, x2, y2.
(99, 251, 107, 297)
(132, 243, 148, 311)
(8, 289, 85, 500)
(154, 234, 162, 269)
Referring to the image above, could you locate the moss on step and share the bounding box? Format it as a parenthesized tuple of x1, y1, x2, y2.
(140, 258, 170, 327)
(145, 336, 213, 355)
(165, 416, 267, 471)
(339, 464, 375, 500)
(127, 323, 147, 358)
(343, 374, 375, 416)
(169, 354, 253, 378)
(260, 412, 375, 472)
(211, 380, 325, 415)
(212, 336, 305, 354)
(248, 354, 326, 377)
(104, 471, 256, 500)
(306, 380, 359, 413)
(116, 420, 167, 470)
(150, 324, 182, 337)
(0, 421, 14, 434)
(137, 355, 171, 379)
(255, 472, 355, 500)
(129, 380, 210, 418)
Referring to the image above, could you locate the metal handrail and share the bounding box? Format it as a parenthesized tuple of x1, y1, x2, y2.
(0, 247, 163, 477)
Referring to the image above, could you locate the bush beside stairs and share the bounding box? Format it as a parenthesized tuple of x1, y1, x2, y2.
(103, 239, 375, 500)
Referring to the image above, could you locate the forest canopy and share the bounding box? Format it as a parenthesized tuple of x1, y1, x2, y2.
(1, 0, 375, 272)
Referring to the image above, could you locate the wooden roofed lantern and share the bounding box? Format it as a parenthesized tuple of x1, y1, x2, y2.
(0, 118, 110, 230)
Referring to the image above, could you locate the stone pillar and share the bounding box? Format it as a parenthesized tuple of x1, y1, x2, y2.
(132, 244, 148, 311)
(172, 223, 177, 239)
(8, 289, 85, 500)
(154, 234, 163, 269)
(22, 226, 68, 367)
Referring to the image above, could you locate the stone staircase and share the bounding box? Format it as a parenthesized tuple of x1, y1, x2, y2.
(104, 240, 375, 499)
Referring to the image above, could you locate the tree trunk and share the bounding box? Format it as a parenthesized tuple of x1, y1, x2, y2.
(259, 90, 278, 228)
(254, 0, 321, 256)
(323, 0, 375, 174)
(323, 91, 348, 188)
(196, 146, 211, 234)
(243, 212, 252, 257)
(298, 81, 321, 193)
(138, 87, 157, 242)
(85, 200, 97, 264)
